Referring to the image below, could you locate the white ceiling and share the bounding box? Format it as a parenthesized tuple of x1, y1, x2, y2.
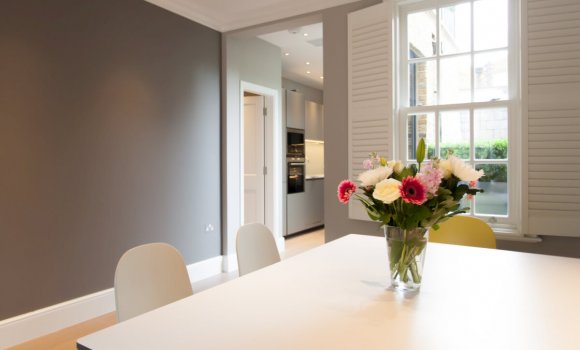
(145, 0, 345, 90)
(144, 0, 358, 32)
(259, 23, 324, 90)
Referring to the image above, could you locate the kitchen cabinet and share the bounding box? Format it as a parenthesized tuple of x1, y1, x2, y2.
(305, 141, 324, 178)
(286, 90, 305, 130)
(305, 101, 324, 141)
(287, 178, 324, 235)
(287, 192, 307, 235)
(305, 178, 324, 228)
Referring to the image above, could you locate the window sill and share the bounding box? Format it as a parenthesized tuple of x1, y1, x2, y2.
(494, 231, 543, 243)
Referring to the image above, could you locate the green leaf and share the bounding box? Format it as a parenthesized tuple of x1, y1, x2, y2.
(413, 205, 433, 223)
(398, 166, 415, 180)
(388, 240, 404, 271)
(379, 210, 391, 223)
(453, 184, 469, 201)
(416, 138, 426, 165)
(437, 187, 452, 197)
(366, 211, 380, 221)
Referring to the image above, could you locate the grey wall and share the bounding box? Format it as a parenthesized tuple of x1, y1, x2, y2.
(497, 237, 580, 259)
(321, 0, 580, 257)
(0, 0, 221, 319)
(282, 78, 323, 104)
(322, 0, 384, 243)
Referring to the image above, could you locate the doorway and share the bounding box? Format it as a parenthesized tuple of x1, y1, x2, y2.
(243, 93, 265, 225)
(238, 82, 283, 254)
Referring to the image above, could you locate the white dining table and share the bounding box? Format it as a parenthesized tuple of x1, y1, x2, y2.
(77, 234, 580, 350)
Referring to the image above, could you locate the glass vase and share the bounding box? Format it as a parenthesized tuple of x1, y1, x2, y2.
(384, 226, 428, 292)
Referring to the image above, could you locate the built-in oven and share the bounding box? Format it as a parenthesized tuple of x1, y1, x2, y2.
(287, 128, 305, 158)
(287, 157, 305, 194)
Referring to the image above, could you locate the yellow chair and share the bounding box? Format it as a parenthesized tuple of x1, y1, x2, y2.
(430, 216, 496, 249)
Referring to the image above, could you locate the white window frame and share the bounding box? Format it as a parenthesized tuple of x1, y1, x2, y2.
(395, 0, 521, 233)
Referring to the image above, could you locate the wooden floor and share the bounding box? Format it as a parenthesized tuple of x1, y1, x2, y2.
(8, 228, 325, 350)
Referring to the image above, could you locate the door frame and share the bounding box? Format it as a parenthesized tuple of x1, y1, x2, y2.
(224, 81, 283, 270)
(242, 95, 266, 226)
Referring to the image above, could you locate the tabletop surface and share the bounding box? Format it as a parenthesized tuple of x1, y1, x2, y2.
(77, 234, 580, 350)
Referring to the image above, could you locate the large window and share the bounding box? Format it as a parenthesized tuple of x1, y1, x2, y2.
(399, 0, 518, 227)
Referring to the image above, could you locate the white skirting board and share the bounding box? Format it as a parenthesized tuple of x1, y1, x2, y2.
(0, 255, 224, 349)
(222, 253, 239, 272)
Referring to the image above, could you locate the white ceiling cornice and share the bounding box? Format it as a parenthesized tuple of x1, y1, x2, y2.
(145, 0, 360, 32)
(145, 0, 227, 31)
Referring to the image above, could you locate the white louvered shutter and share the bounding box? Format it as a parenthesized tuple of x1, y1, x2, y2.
(347, 1, 393, 221)
(525, 0, 580, 237)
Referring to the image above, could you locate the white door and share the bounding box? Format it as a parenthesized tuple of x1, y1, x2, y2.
(243, 95, 265, 225)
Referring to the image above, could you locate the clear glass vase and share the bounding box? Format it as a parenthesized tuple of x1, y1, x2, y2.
(384, 226, 429, 292)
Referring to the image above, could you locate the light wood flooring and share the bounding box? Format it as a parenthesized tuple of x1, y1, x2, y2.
(8, 228, 325, 350)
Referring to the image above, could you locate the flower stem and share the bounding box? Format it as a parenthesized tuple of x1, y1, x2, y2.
(399, 230, 409, 282)
(410, 259, 421, 283)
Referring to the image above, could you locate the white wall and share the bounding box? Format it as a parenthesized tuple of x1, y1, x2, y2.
(282, 78, 323, 104)
(222, 35, 283, 265)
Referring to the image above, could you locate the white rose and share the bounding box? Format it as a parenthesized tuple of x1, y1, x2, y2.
(387, 160, 404, 174)
(358, 166, 393, 187)
(373, 178, 402, 204)
(449, 156, 485, 182)
(437, 159, 452, 179)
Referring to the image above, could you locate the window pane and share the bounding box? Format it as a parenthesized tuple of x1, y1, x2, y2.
(440, 55, 471, 104)
(408, 113, 435, 160)
(474, 50, 508, 101)
(474, 108, 508, 160)
(440, 110, 470, 159)
(475, 164, 508, 216)
(460, 194, 472, 213)
(409, 60, 437, 106)
(408, 10, 437, 59)
(474, 0, 508, 51)
(439, 3, 471, 55)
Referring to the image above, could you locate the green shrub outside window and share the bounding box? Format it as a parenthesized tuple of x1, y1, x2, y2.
(426, 139, 508, 182)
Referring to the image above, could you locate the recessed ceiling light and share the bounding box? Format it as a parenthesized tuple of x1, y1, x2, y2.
(306, 71, 311, 74)
(306, 62, 311, 65)
(303, 33, 309, 37)
(320, 76, 324, 79)
(284, 52, 290, 56)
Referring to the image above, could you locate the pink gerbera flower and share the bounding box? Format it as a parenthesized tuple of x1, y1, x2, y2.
(337, 180, 357, 204)
(400, 176, 428, 205)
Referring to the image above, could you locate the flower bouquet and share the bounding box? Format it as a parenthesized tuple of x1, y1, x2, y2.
(337, 139, 485, 291)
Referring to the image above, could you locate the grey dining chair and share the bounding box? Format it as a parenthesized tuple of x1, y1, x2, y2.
(236, 223, 281, 276)
(114, 242, 193, 322)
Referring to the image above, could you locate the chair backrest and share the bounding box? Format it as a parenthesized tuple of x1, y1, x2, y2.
(236, 223, 281, 276)
(114, 243, 193, 322)
(430, 216, 496, 249)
